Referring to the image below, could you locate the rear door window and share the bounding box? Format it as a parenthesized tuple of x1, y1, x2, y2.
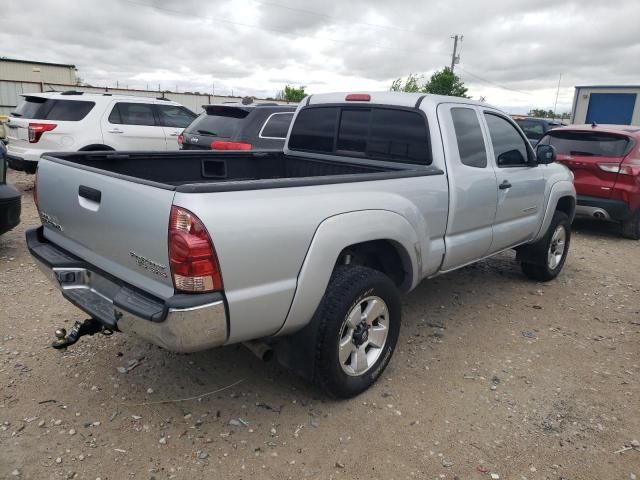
(109, 103, 156, 126)
(485, 113, 531, 167)
(540, 131, 630, 157)
(157, 105, 196, 128)
(186, 107, 250, 138)
(451, 107, 487, 168)
(259, 112, 294, 139)
(11, 97, 94, 121)
(290, 106, 431, 164)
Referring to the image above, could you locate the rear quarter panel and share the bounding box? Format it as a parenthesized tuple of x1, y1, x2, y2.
(174, 173, 448, 343)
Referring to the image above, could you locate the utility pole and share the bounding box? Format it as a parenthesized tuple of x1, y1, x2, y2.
(450, 34, 463, 72)
(552, 73, 562, 121)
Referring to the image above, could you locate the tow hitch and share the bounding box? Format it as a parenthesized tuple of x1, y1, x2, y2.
(51, 318, 113, 349)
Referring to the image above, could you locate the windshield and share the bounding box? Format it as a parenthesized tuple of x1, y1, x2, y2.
(541, 130, 631, 157)
(185, 108, 250, 138)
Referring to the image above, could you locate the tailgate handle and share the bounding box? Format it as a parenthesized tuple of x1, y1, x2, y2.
(78, 185, 102, 203)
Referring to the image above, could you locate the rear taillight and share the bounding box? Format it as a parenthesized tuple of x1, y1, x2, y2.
(210, 140, 252, 151)
(598, 162, 640, 176)
(168, 206, 222, 293)
(177, 132, 185, 147)
(28, 123, 57, 143)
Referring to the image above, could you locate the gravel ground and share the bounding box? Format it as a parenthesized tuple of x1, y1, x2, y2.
(1, 169, 639, 480)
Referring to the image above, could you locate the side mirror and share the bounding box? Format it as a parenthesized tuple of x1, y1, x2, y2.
(536, 144, 556, 165)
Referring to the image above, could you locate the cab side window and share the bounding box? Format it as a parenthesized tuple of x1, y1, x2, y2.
(451, 107, 487, 168)
(485, 113, 531, 167)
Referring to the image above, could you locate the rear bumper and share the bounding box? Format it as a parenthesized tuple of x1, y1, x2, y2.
(0, 184, 21, 235)
(576, 195, 631, 221)
(26, 227, 228, 352)
(7, 155, 38, 173)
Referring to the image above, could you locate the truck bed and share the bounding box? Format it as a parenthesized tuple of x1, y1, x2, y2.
(45, 151, 436, 193)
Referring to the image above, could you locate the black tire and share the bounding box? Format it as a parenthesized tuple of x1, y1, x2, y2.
(520, 211, 571, 282)
(621, 210, 640, 240)
(312, 265, 401, 398)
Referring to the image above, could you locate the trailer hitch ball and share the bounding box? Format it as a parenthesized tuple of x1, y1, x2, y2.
(51, 319, 112, 349)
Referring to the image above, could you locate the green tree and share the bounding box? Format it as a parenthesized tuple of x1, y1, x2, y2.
(390, 73, 423, 93)
(390, 67, 469, 98)
(276, 85, 307, 103)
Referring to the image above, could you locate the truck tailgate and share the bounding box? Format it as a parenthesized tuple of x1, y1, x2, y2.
(36, 158, 176, 299)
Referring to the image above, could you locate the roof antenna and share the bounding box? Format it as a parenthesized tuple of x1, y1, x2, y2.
(591, 121, 597, 128)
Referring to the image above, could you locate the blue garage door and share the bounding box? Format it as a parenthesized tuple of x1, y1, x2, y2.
(586, 93, 636, 125)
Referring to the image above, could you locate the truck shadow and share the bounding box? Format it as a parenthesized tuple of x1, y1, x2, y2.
(109, 250, 531, 411)
(571, 217, 625, 240)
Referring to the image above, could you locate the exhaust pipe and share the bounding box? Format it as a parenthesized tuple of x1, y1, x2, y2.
(593, 209, 606, 220)
(243, 340, 274, 362)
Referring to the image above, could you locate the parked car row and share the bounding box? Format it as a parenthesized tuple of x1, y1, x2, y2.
(4, 91, 296, 174)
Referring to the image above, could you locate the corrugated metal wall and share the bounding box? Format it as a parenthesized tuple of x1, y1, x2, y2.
(0, 60, 77, 84)
(0, 80, 293, 116)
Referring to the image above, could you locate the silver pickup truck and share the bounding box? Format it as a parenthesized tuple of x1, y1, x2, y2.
(27, 92, 576, 398)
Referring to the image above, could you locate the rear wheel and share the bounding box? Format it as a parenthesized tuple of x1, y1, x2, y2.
(621, 210, 640, 240)
(312, 265, 401, 398)
(520, 211, 571, 281)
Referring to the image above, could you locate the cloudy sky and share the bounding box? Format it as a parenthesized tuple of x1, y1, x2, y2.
(2, 0, 639, 113)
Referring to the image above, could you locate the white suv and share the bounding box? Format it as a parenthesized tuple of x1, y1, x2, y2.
(5, 91, 197, 173)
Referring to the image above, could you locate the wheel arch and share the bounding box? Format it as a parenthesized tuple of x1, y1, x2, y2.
(276, 210, 421, 337)
(534, 180, 576, 242)
(79, 144, 115, 151)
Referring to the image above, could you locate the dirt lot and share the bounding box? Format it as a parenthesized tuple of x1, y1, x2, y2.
(1, 169, 639, 480)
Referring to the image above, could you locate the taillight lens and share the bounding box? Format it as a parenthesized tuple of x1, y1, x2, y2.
(598, 162, 640, 176)
(210, 140, 252, 150)
(28, 123, 57, 143)
(168, 206, 222, 293)
(177, 132, 185, 148)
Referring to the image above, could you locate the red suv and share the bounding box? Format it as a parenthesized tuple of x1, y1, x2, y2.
(539, 124, 640, 239)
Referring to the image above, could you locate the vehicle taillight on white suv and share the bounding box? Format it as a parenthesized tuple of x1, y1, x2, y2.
(168, 206, 223, 292)
(28, 123, 57, 143)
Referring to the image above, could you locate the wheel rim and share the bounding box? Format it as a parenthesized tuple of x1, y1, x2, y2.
(548, 225, 567, 270)
(338, 296, 389, 376)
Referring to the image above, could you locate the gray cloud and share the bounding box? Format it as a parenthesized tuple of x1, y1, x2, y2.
(0, 0, 638, 109)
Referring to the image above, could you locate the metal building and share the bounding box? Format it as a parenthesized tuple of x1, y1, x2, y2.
(0, 57, 77, 84)
(571, 85, 640, 126)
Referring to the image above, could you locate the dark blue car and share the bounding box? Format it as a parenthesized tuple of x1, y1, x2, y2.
(0, 142, 21, 235)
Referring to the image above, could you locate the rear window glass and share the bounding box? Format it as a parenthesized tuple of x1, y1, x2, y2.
(515, 119, 545, 141)
(290, 106, 431, 164)
(289, 107, 338, 153)
(259, 112, 294, 139)
(541, 131, 631, 157)
(186, 107, 250, 138)
(11, 97, 94, 121)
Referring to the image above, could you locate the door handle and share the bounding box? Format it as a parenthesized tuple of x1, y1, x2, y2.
(108, 128, 124, 134)
(169, 131, 181, 136)
(499, 180, 512, 190)
(78, 185, 102, 203)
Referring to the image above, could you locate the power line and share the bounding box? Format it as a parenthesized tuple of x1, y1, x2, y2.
(457, 66, 533, 96)
(121, 0, 536, 97)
